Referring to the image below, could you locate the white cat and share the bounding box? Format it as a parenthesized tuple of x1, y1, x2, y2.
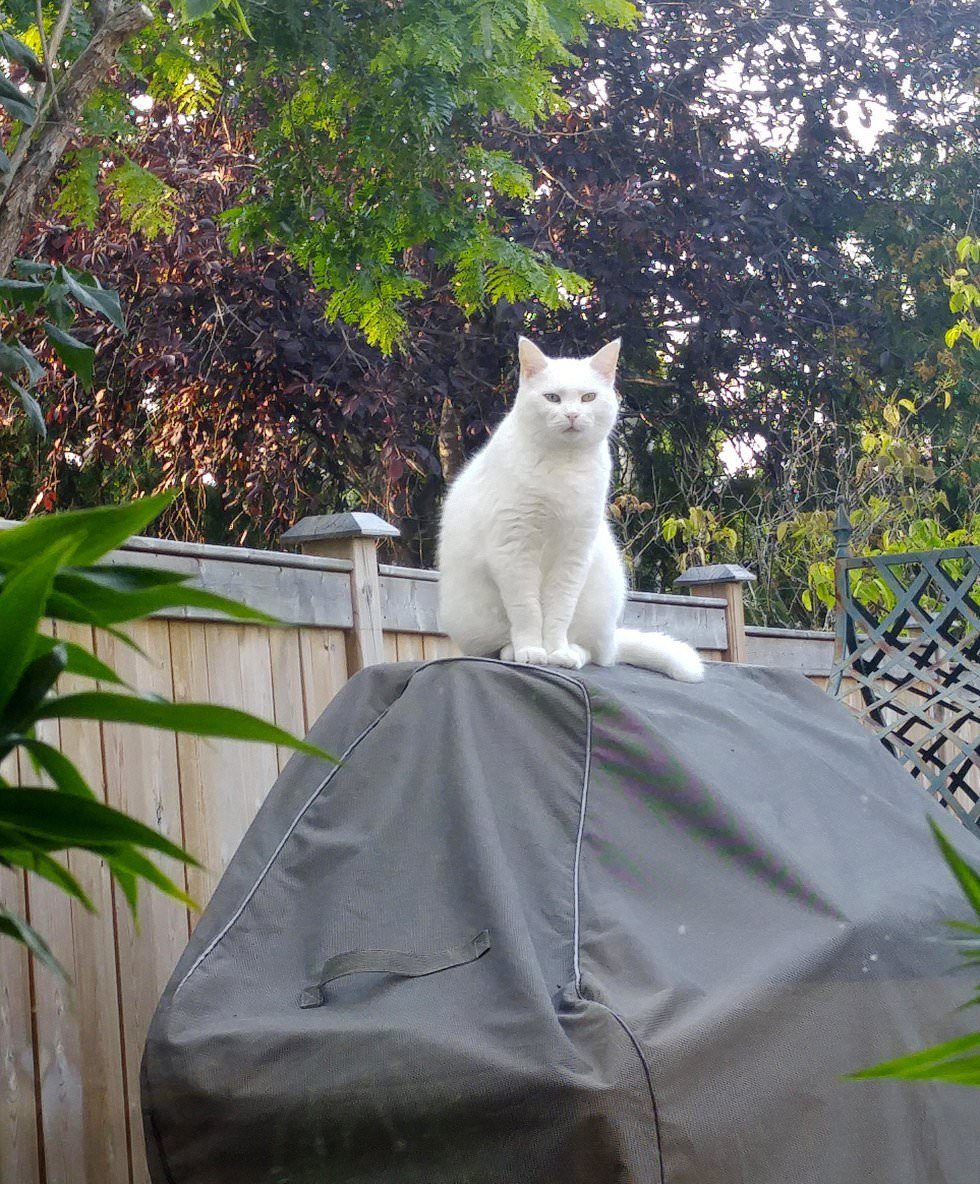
(437, 336, 704, 681)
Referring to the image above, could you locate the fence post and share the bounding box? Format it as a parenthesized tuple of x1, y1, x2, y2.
(282, 512, 400, 672)
(674, 563, 756, 663)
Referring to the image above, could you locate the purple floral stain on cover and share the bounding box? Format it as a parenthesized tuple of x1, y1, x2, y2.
(583, 690, 838, 918)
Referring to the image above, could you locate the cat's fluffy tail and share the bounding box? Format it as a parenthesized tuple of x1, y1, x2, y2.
(614, 628, 705, 682)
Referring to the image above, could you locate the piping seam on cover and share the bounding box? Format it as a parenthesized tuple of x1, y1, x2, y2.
(592, 999, 668, 1184)
(421, 658, 593, 994)
(571, 683, 593, 995)
(562, 678, 667, 1182)
(172, 655, 590, 998)
(173, 705, 395, 996)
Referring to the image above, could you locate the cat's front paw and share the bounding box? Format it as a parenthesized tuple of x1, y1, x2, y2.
(513, 645, 548, 665)
(546, 644, 588, 669)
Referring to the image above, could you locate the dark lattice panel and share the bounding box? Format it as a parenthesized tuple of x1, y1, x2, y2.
(829, 544, 980, 838)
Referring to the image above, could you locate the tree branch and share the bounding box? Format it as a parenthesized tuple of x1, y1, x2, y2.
(5, 0, 77, 183)
(0, 1, 153, 276)
(35, 0, 59, 115)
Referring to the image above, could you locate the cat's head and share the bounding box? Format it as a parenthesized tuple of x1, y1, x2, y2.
(513, 337, 620, 448)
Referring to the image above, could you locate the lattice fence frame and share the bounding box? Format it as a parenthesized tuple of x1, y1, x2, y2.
(828, 510, 980, 838)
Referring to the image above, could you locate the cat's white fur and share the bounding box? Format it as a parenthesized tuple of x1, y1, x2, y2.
(437, 336, 704, 681)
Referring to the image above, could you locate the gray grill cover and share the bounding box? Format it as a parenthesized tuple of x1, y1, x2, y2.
(142, 660, 979, 1183)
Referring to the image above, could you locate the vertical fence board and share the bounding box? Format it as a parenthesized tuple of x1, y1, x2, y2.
(394, 633, 424, 662)
(166, 620, 211, 919)
(421, 634, 460, 660)
(297, 629, 349, 729)
(171, 622, 280, 907)
(0, 807, 39, 1184)
(51, 622, 129, 1184)
(95, 621, 187, 1184)
(14, 626, 69, 1183)
(268, 629, 307, 772)
(383, 633, 398, 663)
(26, 715, 87, 1184)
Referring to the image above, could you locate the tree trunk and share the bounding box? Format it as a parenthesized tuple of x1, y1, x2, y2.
(0, 2, 153, 275)
(436, 394, 466, 482)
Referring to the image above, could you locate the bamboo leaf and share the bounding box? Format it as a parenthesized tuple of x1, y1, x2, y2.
(53, 569, 280, 626)
(0, 836, 96, 911)
(43, 322, 95, 390)
(4, 648, 68, 728)
(0, 32, 44, 80)
(850, 820, 980, 1086)
(0, 493, 175, 567)
(5, 378, 45, 437)
(929, 817, 980, 920)
(36, 692, 334, 761)
(0, 788, 198, 865)
(40, 592, 157, 654)
(846, 1031, 980, 1085)
(108, 861, 139, 915)
(0, 543, 72, 713)
(58, 268, 126, 333)
(0, 907, 65, 978)
(19, 739, 95, 798)
(30, 635, 126, 686)
(71, 564, 192, 590)
(100, 846, 197, 911)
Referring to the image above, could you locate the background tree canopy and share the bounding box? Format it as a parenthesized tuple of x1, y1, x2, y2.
(1, 0, 978, 626)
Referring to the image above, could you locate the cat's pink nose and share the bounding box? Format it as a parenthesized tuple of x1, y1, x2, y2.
(566, 412, 580, 423)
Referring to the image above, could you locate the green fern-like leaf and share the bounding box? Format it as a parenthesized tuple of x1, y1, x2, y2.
(451, 237, 489, 314)
(588, 0, 639, 29)
(148, 37, 222, 115)
(106, 160, 178, 240)
(372, 8, 465, 74)
(323, 270, 423, 351)
(53, 149, 101, 231)
(357, 295, 408, 353)
(463, 147, 534, 200)
(524, 0, 573, 60)
(474, 0, 525, 54)
(79, 84, 134, 142)
(481, 58, 561, 125)
(452, 232, 590, 314)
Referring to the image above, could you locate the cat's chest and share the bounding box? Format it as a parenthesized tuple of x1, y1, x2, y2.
(506, 458, 606, 525)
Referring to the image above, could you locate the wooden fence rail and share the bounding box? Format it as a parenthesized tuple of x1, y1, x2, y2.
(0, 515, 835, 1184)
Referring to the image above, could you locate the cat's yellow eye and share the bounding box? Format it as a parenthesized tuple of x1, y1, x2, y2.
(543, 392, 561, 403)
(581, 392, 597, 403)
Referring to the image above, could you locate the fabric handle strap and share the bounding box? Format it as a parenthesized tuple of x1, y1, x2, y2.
(300, 929, 491, 1008)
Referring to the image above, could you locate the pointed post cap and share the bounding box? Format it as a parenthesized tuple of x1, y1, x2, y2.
(832, 500, 853, 559)
(674, 563, 756, 588)
(282, 512, 400, 545)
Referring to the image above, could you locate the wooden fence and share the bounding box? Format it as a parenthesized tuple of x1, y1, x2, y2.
(0, 517, 835, 1184)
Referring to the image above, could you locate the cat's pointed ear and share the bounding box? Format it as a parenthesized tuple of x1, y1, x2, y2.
(589, 338, 621, 383)
(518, 336, 549, 380)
